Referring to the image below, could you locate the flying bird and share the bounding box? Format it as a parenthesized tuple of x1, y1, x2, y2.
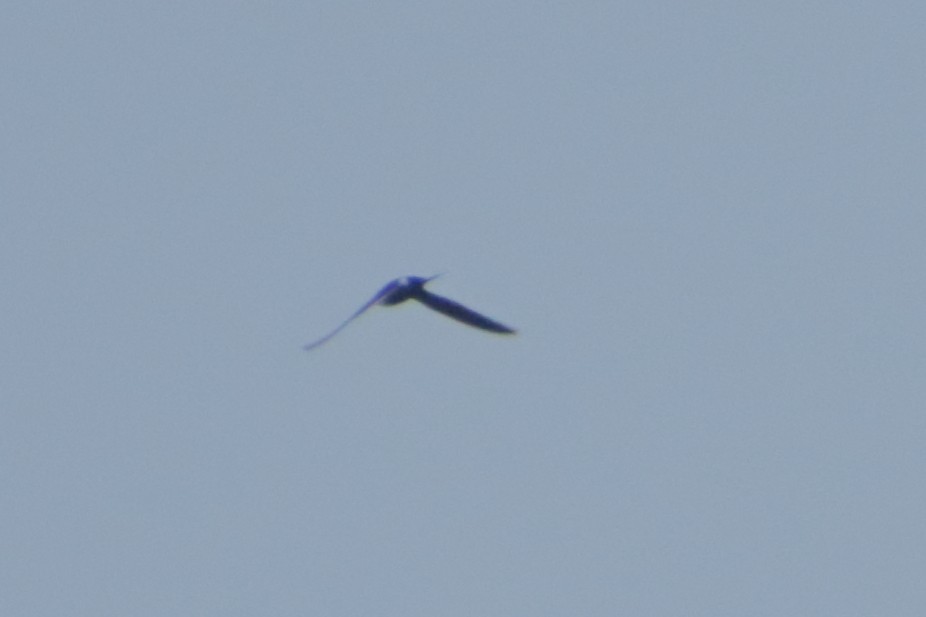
(303, 275, 516, 350)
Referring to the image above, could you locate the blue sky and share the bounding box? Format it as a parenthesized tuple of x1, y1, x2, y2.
(2, 2, 924, 615)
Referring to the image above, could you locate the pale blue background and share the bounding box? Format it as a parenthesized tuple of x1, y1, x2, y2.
(2, 2, 924, 615)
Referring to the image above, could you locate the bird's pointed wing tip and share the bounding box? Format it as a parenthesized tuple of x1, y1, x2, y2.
(302, 335, 335, 351)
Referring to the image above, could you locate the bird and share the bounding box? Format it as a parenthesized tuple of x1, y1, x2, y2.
(303, 275, 516, 350)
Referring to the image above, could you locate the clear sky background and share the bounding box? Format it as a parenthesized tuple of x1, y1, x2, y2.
(2, 2, 924, 615)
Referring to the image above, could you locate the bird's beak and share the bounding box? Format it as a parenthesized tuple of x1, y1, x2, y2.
(425, 273, 443, 284)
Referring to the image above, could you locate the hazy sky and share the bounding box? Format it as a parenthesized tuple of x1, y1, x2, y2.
(2, 2, 924, 615)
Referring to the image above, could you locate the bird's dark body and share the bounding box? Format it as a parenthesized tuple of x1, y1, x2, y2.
(377, 277, 426, 305)
(303, 275, 515, 350)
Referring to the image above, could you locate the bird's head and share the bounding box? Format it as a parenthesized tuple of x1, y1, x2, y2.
(399, 274, 441, 288)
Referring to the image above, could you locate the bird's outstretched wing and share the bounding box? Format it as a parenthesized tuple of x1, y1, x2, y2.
(413, 290, 516, 334)
(302, 280, 399, 350)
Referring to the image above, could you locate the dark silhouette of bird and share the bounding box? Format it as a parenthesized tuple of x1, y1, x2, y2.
(303, 275, 516, 350)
